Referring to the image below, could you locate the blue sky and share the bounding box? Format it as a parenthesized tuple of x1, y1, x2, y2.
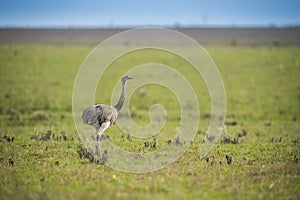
(0, 0, 299, 27)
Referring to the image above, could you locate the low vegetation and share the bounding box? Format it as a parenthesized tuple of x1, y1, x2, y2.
(0, 44, 299, 199)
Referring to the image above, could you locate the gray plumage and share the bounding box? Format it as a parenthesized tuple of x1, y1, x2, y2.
(82, 104, 118, 129)
(82, 75, 133, 140)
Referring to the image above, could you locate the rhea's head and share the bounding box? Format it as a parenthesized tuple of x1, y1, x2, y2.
(122, 75, 133, 83)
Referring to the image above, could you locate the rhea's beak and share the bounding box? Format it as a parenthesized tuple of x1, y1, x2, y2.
(128, 76, 133, 80)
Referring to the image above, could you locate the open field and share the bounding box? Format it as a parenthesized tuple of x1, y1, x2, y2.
(0, 28, 299, 199)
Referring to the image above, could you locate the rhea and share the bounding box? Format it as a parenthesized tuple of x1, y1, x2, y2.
(82, 75, 133, 154)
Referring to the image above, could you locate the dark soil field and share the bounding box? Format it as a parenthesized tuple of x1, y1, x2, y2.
(0, 27, 300, 45)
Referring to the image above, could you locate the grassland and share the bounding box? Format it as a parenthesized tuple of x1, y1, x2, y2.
(0, 42, 299, 199)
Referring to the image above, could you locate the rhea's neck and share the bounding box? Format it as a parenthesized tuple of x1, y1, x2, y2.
(114, 81, 126, 112)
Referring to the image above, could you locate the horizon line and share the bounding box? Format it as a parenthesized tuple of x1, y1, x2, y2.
(0, 23, 300, 29)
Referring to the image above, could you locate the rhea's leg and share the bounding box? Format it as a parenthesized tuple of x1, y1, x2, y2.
(95, 128, 102, 157)
(95, 121, 110, 157)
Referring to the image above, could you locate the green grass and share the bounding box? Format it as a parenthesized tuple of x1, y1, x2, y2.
(0, 44, 299, 199)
